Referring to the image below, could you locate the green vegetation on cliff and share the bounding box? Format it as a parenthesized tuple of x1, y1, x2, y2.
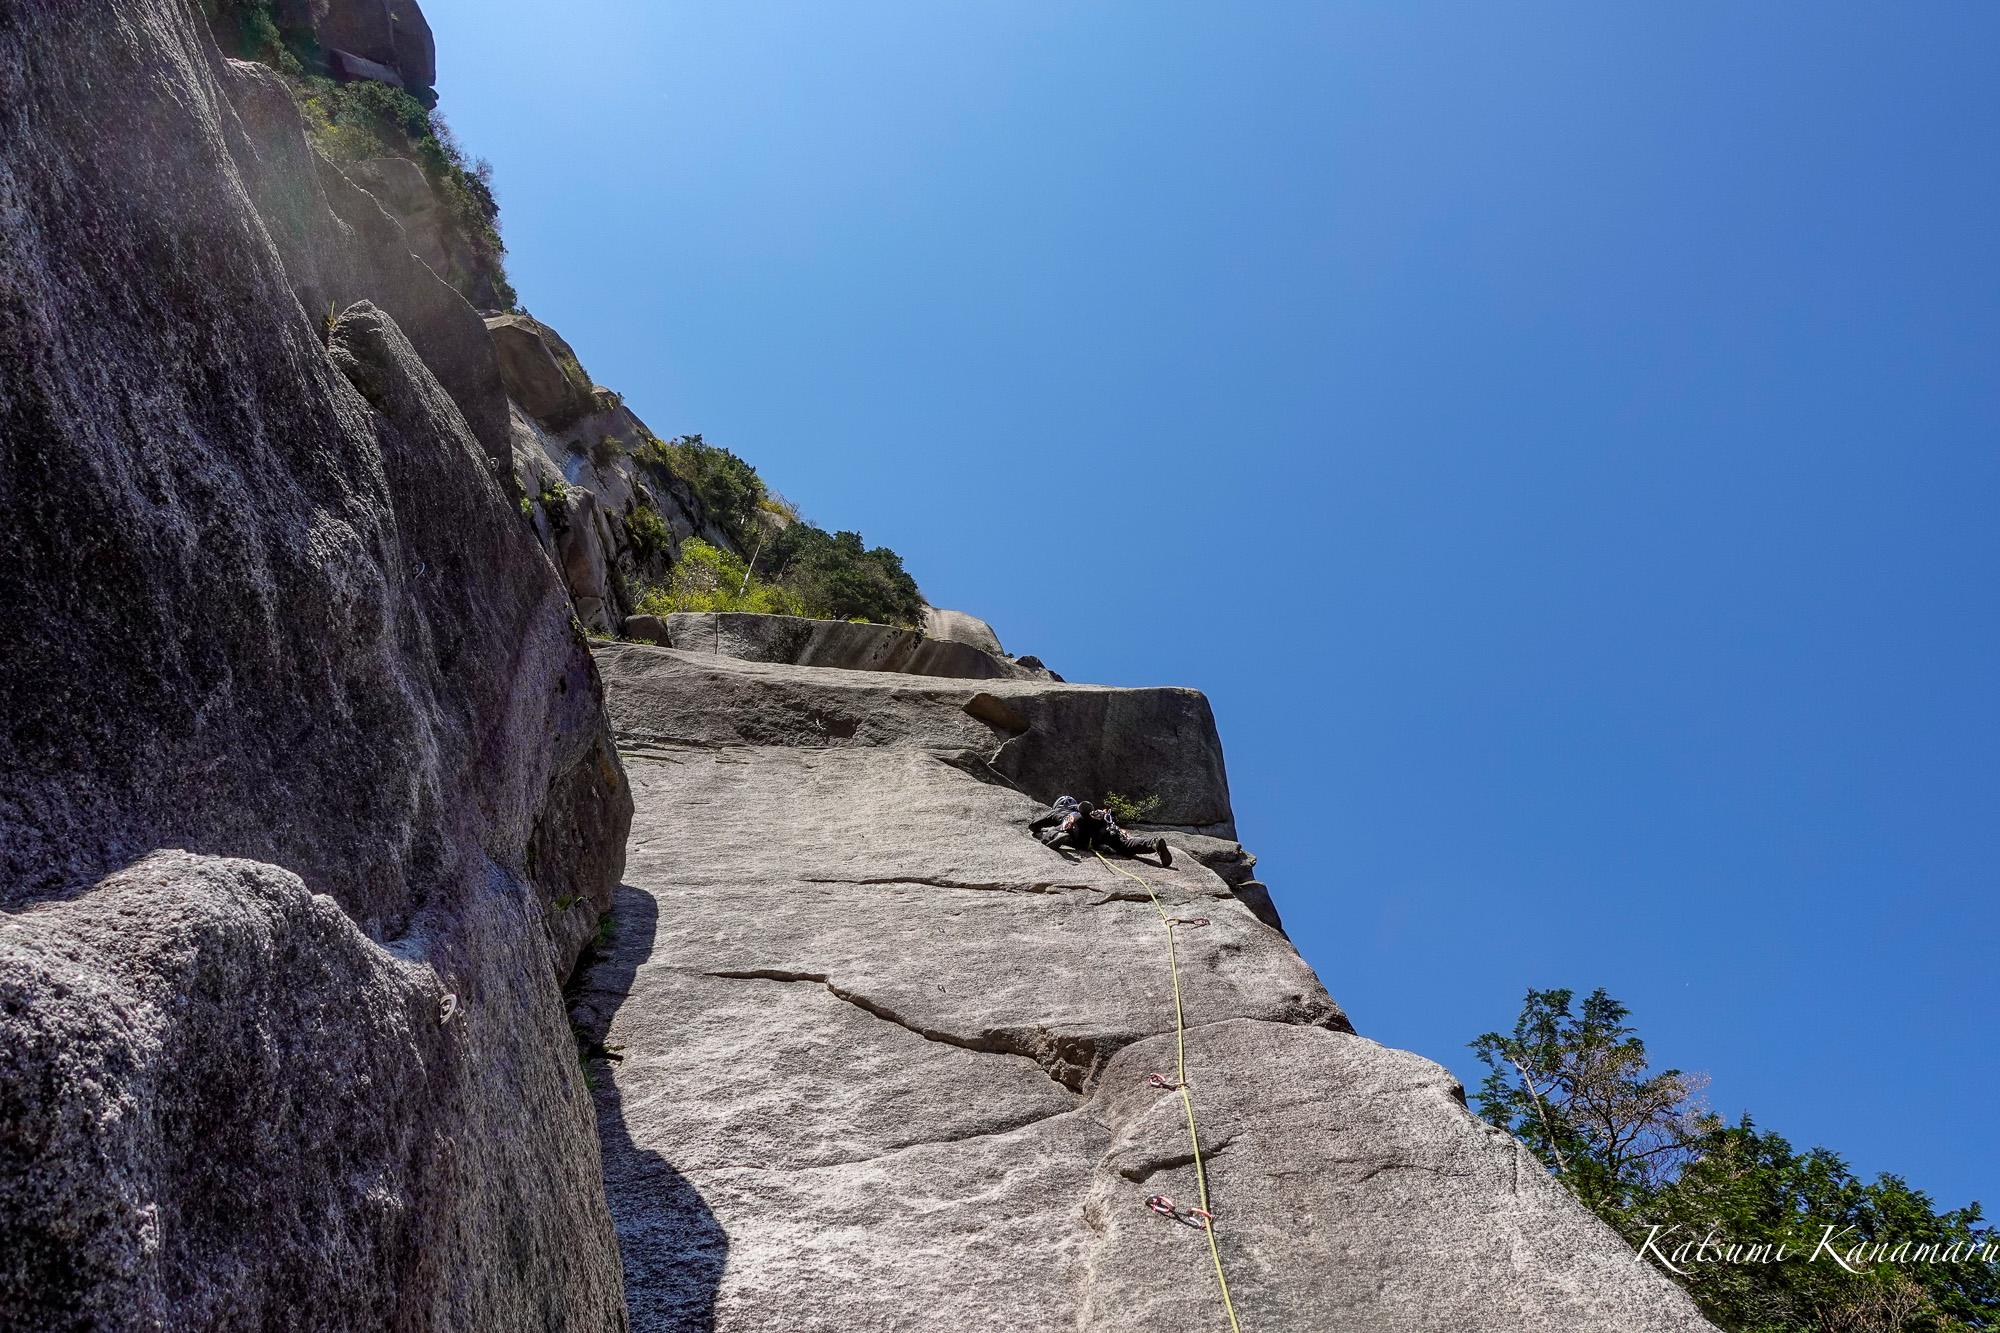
(761, 523, 924, 628)
(627, 435, 924, 627)
(202, 10, 924, 627)
(294, 81, 514, 309)
(198, 2, 514, 309)
(1474, 990, 1998, 1332)
(200, 0, 312, 74)
(634, 539, 802, 617)
(634, 434, 769, 552)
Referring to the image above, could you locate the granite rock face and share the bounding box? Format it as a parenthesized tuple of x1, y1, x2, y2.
(1, 3, 627, 1326)
(222, 58, 514, 466)
(494, 313, 743, 634)
(343, 156, 452, 275)
(489, 312, 595, 424)
(654, 610, 1052, 681)
(921, 606, 1007, 657)
(593, 642, 1237, 836)
(2, 852, 621, 1331)
(576, 646, 1723, 1332)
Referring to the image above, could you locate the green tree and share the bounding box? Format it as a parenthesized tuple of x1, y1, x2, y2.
(634, 434, 769, 551)
(634, 539, 801, 617)
(1472, 988, 1717, 1223)
(1473, 989, 1998, 1333)
(763, 523, 923, 627)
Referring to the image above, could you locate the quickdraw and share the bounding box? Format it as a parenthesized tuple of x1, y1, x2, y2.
(438, 992, 458, 1025)
(1145, 1193, 1217, 1231)
(1095, 850, 1243, 1333)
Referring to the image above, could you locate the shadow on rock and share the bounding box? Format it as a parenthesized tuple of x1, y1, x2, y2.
(572, 884, 729, 1332)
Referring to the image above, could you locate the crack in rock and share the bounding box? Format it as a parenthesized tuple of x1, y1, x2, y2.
(699, 1107, 1083, 1175)
(1113, 1135, 1239, 1184)
(702, 968, 1107, 1092)
(802, 874, 1091, 897)
(800, 874, 1161, 907)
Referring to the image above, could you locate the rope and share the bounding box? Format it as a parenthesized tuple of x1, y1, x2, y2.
(1093, 849, 1245, 1333)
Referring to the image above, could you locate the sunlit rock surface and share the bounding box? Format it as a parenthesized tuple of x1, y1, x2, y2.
(578, 644, 1720, 1332)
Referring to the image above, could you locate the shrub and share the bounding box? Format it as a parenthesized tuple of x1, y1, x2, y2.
(634, 539, 802, 617)
(764, 523, 924, 627)
(625, 504, 671, 564)
(624, 500, 672, 556)
(632, 434, 768, 550)
(533, 477, 570, 532)
(1473, 989, 2000, 1332)
(199, 0, 311, 73)
(1106, 792, 1163, 825)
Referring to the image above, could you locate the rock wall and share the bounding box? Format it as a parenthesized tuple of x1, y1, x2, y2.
(593, 643, 1236, 836)
(3, 2, 1732, 1329)
(1, 2, 627, 1326)
(490, 312, 741, 635)
(629, 610, 1053, 681)
(576, 642, 1723, 1331)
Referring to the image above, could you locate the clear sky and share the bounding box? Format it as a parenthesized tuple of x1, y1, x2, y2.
(422, 0, 1998, 1210)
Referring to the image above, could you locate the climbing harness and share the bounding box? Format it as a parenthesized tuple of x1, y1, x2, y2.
(1093, 850, 1245, 1333)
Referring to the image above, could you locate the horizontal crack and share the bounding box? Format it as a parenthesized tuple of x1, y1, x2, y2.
(1116, 1135, 1239, 1184)
(698, 1107, 1084, 1175)
(702, 969, 1095, 1092)
(801, 875, 1085, 897)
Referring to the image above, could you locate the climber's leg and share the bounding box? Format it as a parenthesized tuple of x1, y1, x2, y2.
(1098, 825, 1172, 866)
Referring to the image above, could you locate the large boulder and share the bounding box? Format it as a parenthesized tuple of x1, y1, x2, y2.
(3, 851, 618, 1330)
(921, 605, 1006, 657)
(0, 4, 627, 1324)
(318, 0, 397, 69)
(313, 0, 434, 94)
(487, 312, 595, 425)
(391, 1, 436, 91)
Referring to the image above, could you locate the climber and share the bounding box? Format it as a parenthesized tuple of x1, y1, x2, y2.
(1029, 795, 1173, 866)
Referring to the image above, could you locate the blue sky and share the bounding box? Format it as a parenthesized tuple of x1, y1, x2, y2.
(424, 0, 1999, 1209)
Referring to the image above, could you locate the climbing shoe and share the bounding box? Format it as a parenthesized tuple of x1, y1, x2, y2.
(1155, 838, 1173, 867)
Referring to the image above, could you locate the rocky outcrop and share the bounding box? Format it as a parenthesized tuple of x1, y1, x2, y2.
(921, 605, 1007, 657)
(575, 643, 1722, 1331)
(222, 58, 514, 466)
(1, 3, 626, 1326)
(488, 312, 597, 424)
(593, 642, 1237, 836)
(288, 0, 437, 97)
(5, 851, 618, 1331)
(638, 610, 1054, 681)
(490, 312, 744, 634)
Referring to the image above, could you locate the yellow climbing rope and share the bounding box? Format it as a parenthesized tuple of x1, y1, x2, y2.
(1094, 849, 1245, 1333)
